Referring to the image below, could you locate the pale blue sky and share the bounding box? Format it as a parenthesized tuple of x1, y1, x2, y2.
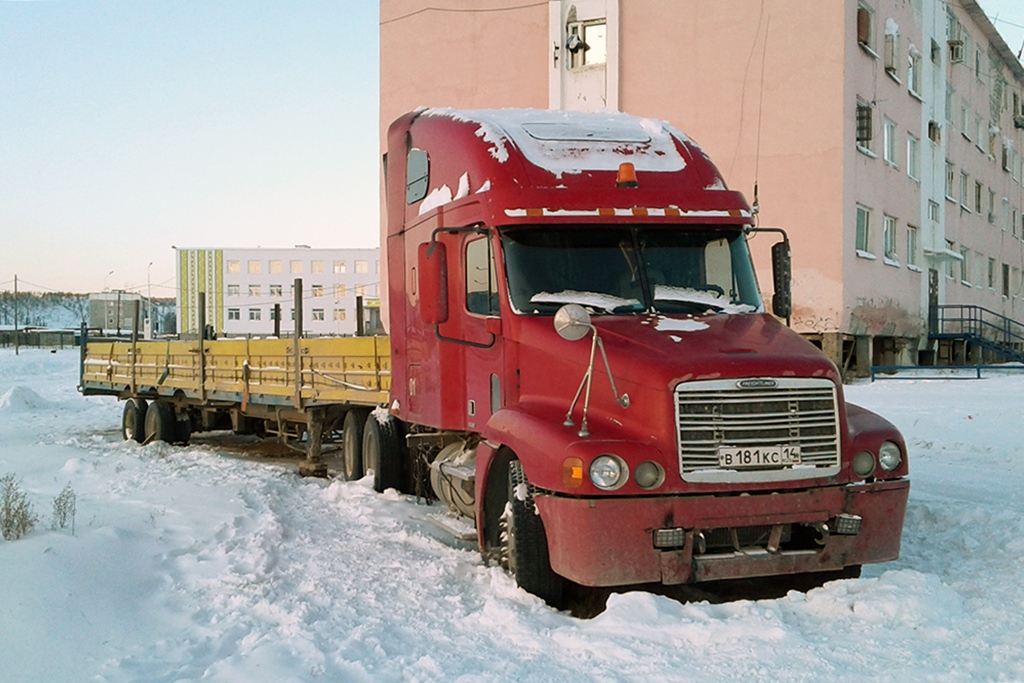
(1, 1, 1022, 296)
(1, 0, 379, 297)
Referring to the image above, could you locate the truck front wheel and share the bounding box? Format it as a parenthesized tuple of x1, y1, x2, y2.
(504, 460, 565, 607)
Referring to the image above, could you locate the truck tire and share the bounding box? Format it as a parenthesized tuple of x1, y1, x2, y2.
(121, 398, 148, 443)
(144, 401, 176, 444)
(505, 460, 565, 607)
(175, 411, 192, 445)
(342, 408, 368, 481)
(363, 412, 404, 493)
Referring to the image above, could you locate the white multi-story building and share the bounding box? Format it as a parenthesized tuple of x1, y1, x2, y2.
(176, 246, 381, 337)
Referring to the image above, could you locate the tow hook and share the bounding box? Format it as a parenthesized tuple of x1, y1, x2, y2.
(810, 521, 830, 546)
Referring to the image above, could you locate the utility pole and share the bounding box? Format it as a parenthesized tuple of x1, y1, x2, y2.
(147, 261, 153, 339)
(13, 274, 18, 356)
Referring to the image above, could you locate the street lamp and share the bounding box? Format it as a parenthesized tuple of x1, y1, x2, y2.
(104, 269, 114, 292)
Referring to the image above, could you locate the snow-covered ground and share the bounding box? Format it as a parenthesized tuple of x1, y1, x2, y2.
(1, 347, 1022, 682)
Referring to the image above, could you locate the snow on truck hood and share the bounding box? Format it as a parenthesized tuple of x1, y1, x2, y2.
(423, 108, 691, 178)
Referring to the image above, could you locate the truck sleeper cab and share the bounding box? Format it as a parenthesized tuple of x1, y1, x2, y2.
(387, 108, 909, 606)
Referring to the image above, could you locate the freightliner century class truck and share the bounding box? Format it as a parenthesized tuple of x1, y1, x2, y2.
(79, 108, 910, 607)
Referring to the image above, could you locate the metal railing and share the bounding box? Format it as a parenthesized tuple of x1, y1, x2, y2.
(931, 304, 1024, 359)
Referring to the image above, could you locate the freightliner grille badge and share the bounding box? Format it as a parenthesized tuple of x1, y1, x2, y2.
(737, 378, 778, 389)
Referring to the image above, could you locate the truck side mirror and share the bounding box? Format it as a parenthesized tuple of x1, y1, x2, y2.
(771, 240, 792, 320)
(418, 241, 448, 324)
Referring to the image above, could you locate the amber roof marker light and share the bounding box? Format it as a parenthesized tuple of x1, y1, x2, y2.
(616, 162, 638, 188)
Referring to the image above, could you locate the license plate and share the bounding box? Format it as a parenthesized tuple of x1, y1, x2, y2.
(717, 445, 801, 469)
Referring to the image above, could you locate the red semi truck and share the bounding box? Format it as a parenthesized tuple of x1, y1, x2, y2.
(81, 108, 909, 607)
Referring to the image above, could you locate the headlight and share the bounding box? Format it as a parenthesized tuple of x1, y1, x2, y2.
(634, 461, 665, 489)
(589, 454, 628, 490)
(852, 450, 876, 477)
(878, 441, 902, 471)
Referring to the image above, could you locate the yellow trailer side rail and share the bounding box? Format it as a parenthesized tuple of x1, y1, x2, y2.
(80, 335, 391, 409)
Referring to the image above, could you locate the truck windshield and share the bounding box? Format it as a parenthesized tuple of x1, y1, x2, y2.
(501, 226, 763, 316)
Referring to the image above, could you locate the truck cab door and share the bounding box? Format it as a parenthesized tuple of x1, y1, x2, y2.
(446, 232, 504, 431)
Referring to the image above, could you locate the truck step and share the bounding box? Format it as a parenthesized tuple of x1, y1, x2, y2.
(425, 511, 477, 541)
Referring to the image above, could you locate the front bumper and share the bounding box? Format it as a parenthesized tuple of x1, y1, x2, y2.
(534, 479, 909, 587)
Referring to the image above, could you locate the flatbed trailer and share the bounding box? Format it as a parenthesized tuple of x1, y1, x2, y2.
(79, 323, 391, 477)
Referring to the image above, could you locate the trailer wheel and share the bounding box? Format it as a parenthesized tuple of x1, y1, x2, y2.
(144, 401, 176, 444)
(121, 398, 148, 443)
(504, 460, 565, 607)
(363, 411, 404, 493)
(342, 409, 368, 481)
(175, 411, 192, 445)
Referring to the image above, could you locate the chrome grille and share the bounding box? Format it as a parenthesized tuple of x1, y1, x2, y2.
(675, 377, 840, 482)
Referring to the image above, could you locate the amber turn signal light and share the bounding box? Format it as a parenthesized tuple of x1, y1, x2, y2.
(562, 457, 584, 487)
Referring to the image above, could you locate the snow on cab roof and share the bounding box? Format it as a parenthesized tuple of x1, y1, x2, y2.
(423, 108, 691, 178)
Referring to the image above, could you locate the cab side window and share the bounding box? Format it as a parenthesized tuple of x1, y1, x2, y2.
(466, 236, 499, 315)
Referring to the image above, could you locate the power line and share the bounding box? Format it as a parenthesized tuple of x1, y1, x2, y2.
(380, 1, 546, 26)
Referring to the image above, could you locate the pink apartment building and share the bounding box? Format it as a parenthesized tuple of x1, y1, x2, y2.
(380, 0, 1024, 374)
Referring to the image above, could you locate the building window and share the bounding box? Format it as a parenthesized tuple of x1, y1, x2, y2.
(856, 205, 873, 254)
(960, 172, 969, 210)
(929, 200, 940, 222)
(907, 135, 919, 180)
(884, 22, 899, 76)
(989, 257, 996, 289)
(334, 261, 346, 274)
(227, 284, 240, 296)
(945, 161, 955, 199)
(248, 284, 260, 297)
(960, 246, 971, 284)
(944, 240, 956, 278)
(908, 48, 922, 94)
(975, 181, 984, 214)
(228, 308, 240, 320)
(989, 126, 998, 158)
(312, 285, 324, 297)
(1014, 208, 1020, 238)
(976, 47, 984, 80)
(312, 308, 325, 321)
(567, 19, 607, 68)
(856, 100, 873, 151)
(945, 85, 955, 125)
(1004, 263, 1011, 297)
(270, 284, 282, 297)
(334, 284, 346, 298)
(355, 284, 367, 298)
(974, 114, 983, 148)
(333, 308, 346, 321)
(249, 308, 262, 321)
(227, 260, 241, 274)
(312, 260, 324, 274)
(355, 260, 369, 274)
(270, 307, 279, 321)
(883, 215, 898, 262)
(989, 190, 996, 223)
(248, 260, 261, 274)
(857, 3, 875, 52)
(906, 225, 919, 268)
(269, 260, 282, 274)
(960, 100, 970, 137)
(290, 260, 303, 274)
(883, 118, 897, 165)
